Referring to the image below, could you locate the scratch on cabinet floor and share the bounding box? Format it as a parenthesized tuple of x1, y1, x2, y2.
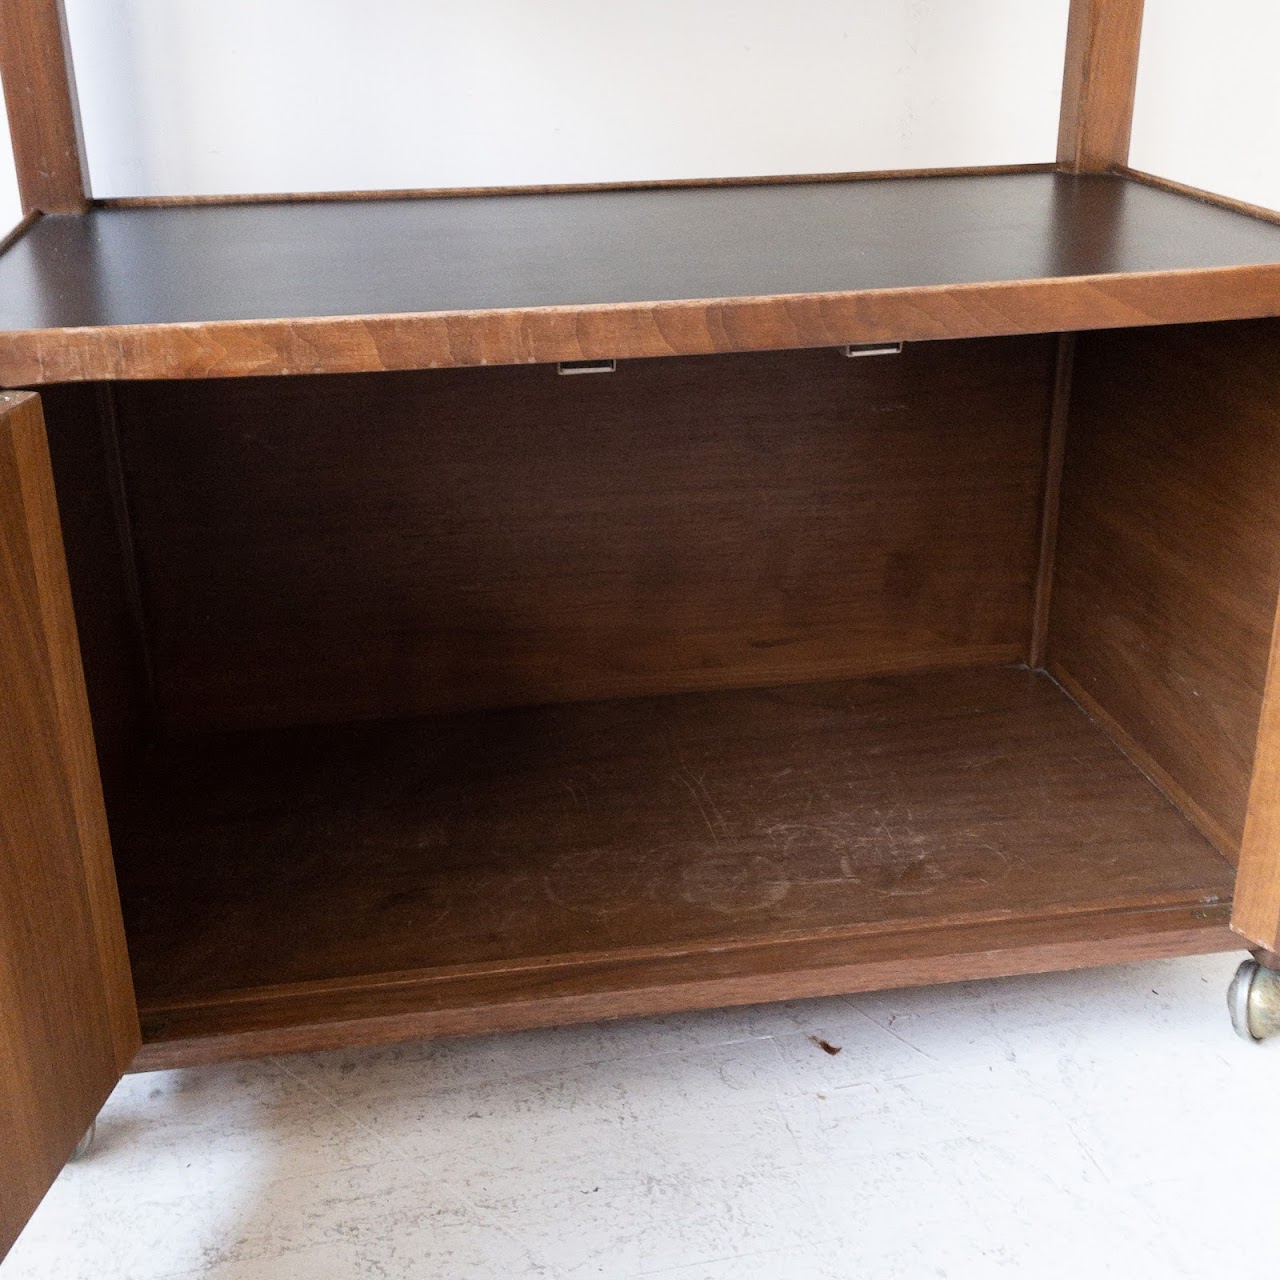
(674, 767, 730, 847)
(961, 753, 1011, 770)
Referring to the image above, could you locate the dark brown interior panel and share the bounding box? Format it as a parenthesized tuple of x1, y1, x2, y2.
(115, 339, 1054, 734)
(30, 318, 1273, 1067)
(38, 384, 150, 812)
(116, 668, 1232, 1024)
(1049, 318, 1280, 858)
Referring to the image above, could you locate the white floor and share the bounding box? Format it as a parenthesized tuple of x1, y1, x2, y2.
(5, 950, 1277, 1279)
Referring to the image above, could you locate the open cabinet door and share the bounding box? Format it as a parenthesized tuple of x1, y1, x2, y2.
(0, 391, 139, 1258)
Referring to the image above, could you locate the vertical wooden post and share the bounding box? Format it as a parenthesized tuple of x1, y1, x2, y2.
(0, 0, 89, 213)
(1028, 334, 1076, 670)
(1057, 0, 1146, 173)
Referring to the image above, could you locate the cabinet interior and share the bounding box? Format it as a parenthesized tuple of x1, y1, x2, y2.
(41, 318, 1280, 1066)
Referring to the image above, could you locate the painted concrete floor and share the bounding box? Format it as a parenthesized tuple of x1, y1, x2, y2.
(4, 950, 1278, 1279)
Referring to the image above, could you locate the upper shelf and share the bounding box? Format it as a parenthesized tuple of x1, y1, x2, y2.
(2, 170, 1280, 384)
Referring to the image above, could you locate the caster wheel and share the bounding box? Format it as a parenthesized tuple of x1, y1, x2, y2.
(68, 1121, 96, 1163)
(1228, 959, 1280, 1042)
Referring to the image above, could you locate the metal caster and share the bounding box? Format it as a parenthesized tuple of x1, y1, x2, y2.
(1228, 959, 1280, 1042)
(67, 1121, 96, 1163)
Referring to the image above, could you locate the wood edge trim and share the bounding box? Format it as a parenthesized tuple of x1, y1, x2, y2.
(89, 164, 1061, 211)
(5, 262, 1280, 385)
(1115, 165, 1280, 227)
(134, 889, 1233, 1019)
(1048, 662, 1239, 863)
(1028, 334, 1076, 667)
(129, 907, 1241, 1070)
(0, 387, 37, 411)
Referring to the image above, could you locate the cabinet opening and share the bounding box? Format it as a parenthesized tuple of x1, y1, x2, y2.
(41, 323, 1280, 1066)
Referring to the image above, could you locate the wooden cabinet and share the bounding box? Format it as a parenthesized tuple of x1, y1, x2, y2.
(3, 0, 1280, 1259)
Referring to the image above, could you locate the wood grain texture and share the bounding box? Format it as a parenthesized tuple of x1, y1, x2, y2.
(113, 667, 1235, 1062)
(1049, 319, 1280, 860)
(133, 905, 1238, 1070)
(1049, 666, 1237, 863)
(93, 163, 1059, 210)
(0, 0, 87, 213)
(1058, 0, 1146, 172)
(1233, 616, 1280, 950)
(115, 341, 1052, 732)
(0, 391, 137, 1259)
(5, 174, 1280, 383)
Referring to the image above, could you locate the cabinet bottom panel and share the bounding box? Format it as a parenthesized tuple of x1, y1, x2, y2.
(115, 665, 1239, 1068)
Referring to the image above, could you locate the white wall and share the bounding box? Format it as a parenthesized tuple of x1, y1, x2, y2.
(62, 0, 1070, 199)
(7, 3, 1276, 213)
(1130, 0, 1280, 212)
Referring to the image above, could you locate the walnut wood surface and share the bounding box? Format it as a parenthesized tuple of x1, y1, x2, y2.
(133, 903, 1238, 1070)
(1058, 0, 1145, 172)
(1234, 618, 1280, 950)
(0, 0, 87, 213)
(1050, 320, 1280, 859)
(5, 174, 1280, 383)
(0, 391, 137, 1258)
(95, 163, 1059, 209)
(114, 341, 1051, 732)
(113, 667, 1235, 1061)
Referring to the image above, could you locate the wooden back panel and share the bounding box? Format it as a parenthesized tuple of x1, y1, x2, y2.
(1049, 319, 1280, 858)
(114, 339, 1054, 733)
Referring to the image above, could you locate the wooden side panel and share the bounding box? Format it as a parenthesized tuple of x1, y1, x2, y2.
(0, 0, 88, 213)
(115, 339, 1054, 733)
(0, 391, 137, 1258)
(1234, 627, 1280, 950)
(1058, 0, 1145, 172)
(1049, 319, 1280, 859)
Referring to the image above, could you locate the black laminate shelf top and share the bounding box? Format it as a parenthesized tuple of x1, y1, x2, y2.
(3, 172, 1280, 333)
